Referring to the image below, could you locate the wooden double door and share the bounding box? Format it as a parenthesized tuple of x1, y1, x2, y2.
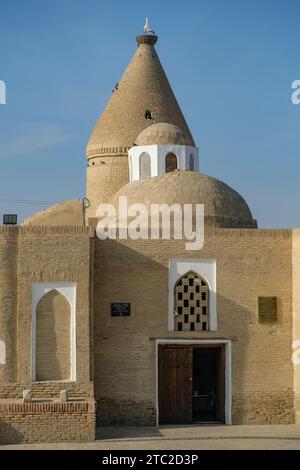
(158, 344, 225, 424)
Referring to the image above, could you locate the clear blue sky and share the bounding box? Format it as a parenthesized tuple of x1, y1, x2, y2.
(0, 0, 299, 227)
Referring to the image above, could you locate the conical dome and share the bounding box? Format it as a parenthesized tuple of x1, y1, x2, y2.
(86, 34, 195, 159)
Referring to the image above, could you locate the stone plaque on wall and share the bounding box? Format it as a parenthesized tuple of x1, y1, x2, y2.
(111, 303, 131, 317)
(258, 297, 277, 323)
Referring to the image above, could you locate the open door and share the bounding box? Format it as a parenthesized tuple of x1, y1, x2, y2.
(158, 344, 226, 425)
(216, 345, 226, 423)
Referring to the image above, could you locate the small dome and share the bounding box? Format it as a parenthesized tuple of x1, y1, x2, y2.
(135, 122, 193, 146)
(110, 171, 257, 229)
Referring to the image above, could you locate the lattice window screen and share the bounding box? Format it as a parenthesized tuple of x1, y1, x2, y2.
(174, 271, 209, 331)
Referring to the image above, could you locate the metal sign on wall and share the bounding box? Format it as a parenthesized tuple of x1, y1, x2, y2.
(111, 303, 131, 317)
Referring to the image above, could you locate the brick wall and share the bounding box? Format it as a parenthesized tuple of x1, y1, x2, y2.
(0, 382, 94, 401)
(0, 228, 18, 383)
(36, 290, 71, 381)
(0, 226, 96, 443)
(93, 228, 294, 425)
(292, 229, 300, 423)
(0, 224, 296, 435)
(14, 226, 93, 384)
(86, 155, 129, 219)
(0, 401, 96, 444)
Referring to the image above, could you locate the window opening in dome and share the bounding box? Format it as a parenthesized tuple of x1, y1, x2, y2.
(165, 153, 178, 172)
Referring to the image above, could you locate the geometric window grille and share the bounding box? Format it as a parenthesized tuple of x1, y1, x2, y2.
(174, 271, 209, 332)
(165, 153, 178, 173)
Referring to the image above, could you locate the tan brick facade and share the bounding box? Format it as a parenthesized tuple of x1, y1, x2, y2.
(0, 226, 96, 443)
(92, 229, 295, 425)
(0, 223, 299, 441)
(0, 401, 96, 444)
(36, 290, 71, 381)
(86, 155, 129, 219)
(0, 30, 298, 445)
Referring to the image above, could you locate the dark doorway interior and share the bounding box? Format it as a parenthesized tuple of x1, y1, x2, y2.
(192, 348, 217, 422)
(158, 344, 225, 425)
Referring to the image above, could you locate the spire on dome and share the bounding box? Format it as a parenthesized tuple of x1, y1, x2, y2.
(86, 26, 195, 159)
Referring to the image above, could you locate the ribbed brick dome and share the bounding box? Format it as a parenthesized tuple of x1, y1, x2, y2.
(135, 122, 192, 146)
(110, 171, 257, 229)
(86, 35, 194, 159)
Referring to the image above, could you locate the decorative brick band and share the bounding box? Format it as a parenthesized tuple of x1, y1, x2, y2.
(93, 228, 292, 241)
(0, 226, 93, 236)
(0, 400, 96, 443)
(86, 146, 130, 158)
(0, 400, 95, 414)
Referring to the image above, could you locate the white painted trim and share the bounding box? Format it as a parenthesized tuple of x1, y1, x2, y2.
(155, 339, 232, 426)
(169, 259, 217, 331)
(0, 340, 6, 365)
(31, 282, 77, 382)
(128, 145, 199, 181)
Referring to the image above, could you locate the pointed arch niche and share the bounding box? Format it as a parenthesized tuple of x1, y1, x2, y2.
(32, 282, 76, 382)
(169, 260, 217, 332)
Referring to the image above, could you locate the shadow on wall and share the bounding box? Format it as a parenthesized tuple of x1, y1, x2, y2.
(92, 238, 253, 425)
(0, 422, 24, 445)
(93, 238, 294, 426)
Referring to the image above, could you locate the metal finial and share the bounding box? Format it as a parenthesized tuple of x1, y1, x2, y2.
(144, 17, 155, 35)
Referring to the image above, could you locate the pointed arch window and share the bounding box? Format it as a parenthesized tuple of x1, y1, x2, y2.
(165, 153, 178, 173)
(174, 271, 209, 332)
(139, 152, 151, 179)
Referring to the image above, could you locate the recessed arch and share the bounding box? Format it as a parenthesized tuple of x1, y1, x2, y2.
(32, 282, 77, 382)
(139, 152, 151, 179)
(165, 153, 178, 173)
(35, 289, 71, 381)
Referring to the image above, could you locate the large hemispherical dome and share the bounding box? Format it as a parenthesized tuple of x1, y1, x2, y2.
(135, 122, 193, 146)
(110, 171, 257, 229)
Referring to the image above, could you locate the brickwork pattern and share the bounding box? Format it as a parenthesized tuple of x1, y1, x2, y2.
(292, 229, 300, 423)
(0, 229, 18, 383)
(0, 382, 94, 401)
(86, 155, 129, 219)
(36, 290, 71, 381)
(0, 226, 95, 443)
(86, 40, 194, 157)
(0, 401, 96, 444)
(93, 229, 294, 425)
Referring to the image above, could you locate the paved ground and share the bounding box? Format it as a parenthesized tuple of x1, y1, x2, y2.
(1, 425, 300, 450)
